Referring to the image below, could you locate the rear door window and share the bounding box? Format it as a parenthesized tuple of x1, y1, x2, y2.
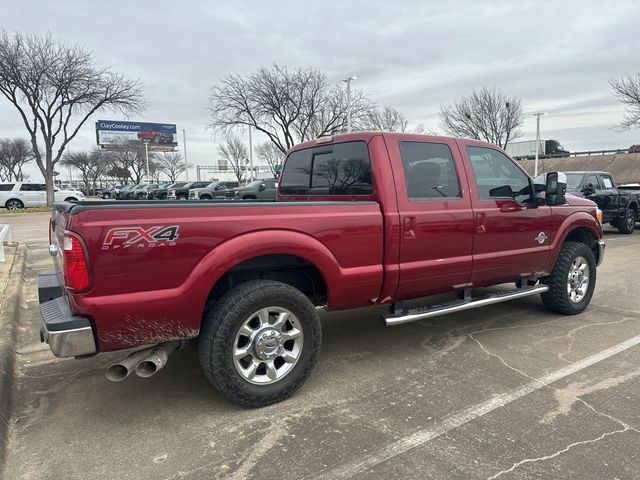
(280, 141, 373, 195)
(399, 141, 461, 199)
(601, 175, 614, 189)
(19, 184, 35, 191)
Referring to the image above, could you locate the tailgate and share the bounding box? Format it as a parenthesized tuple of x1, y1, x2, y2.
(49, 205, 71, 278)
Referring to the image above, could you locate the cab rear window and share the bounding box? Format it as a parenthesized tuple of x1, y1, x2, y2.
(280, 141, 373, 195)
(0, 184, 14, 191)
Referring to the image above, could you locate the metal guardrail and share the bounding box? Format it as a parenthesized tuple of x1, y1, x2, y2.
(568, 149, 632, 157)
(514, 148, 635, 160)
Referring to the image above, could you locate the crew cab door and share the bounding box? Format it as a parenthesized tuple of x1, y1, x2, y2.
(588, 173, 619, 222)
(463, 144, 551, 286)
(389, 139, 474, 299)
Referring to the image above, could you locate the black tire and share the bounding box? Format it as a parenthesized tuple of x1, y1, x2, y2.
(136, 193, 144, 200)
(177, 194, 188, 200)
(199, 279, 321, 407)
(5, 199, 24, 210)
(616, 209, 635, 234)
(200, 195, 211, 200)
(540, 241, 596, 315)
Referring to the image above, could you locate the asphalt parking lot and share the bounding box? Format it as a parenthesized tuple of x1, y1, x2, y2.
(1, 212, 639, 480)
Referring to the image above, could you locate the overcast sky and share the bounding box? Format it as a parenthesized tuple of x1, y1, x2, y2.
(1, 0, 639, 182)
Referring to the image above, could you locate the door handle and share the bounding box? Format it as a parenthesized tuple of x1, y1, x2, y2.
(403, 217, 416, 239)
(500, 203, 522, 213)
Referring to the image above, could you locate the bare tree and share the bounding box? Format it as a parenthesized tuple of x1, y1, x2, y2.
(108, 146, 158, 184)
(361, 106, 409, 132)
(209, 64, 372, 154)
(0, 31, 145, 205)
(218, 135, 248, 183)
(255, 141, 283, 177)
(0, 137, 33, 181)
(60, 149, 109, 193)
(439, 87, 523, 149)
(157, 152, 185, 182)
(610, 74, 640, 130)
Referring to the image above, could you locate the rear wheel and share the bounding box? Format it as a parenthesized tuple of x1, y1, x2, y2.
(5, 199, 24, 210)
(616, 209, 635, 234)
(541, 241, 596, 315)
(199, 279, 321, 407)
(177, 194, 188, 200)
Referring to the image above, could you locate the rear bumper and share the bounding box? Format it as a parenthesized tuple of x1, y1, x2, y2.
(596, 239, 605, 267)
(38, 272, 97, 358)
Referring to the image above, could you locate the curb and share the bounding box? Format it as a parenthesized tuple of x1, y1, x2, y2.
(0, 243, 28, 471)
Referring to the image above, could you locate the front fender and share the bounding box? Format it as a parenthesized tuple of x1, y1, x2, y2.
(544, 211, 602, 272)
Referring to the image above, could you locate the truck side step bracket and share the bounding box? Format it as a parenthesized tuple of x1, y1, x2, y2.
(383, 284, 549, 326)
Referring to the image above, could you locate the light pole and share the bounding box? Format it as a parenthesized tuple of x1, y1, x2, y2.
(143, 140, 150, 182)
(341, 76, 357, 132)
(248, 126, 254, 182)
(533, 112, 545, 177)
(182, 129, 189, 181)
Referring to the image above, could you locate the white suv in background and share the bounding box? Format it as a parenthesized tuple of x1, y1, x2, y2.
(0, 182, 84, 210)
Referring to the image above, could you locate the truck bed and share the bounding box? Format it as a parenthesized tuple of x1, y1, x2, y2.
(52, 199, 385, 351)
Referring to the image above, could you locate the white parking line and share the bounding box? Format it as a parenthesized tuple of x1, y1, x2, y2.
(313, 334, 640, 480)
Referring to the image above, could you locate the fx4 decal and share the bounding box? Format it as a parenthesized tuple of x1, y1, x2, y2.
(102, 226, 180, 250)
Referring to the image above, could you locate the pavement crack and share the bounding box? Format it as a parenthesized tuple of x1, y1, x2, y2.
(486, 427, 632, 479)
(467, 333, 539, 383)
(542, 369, 640, 424)
(557, 318, 638, 362)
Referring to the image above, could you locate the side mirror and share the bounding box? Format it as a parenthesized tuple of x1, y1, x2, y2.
(545, 172, 567, 205)
(259, 184, 266, 192)
(489, 185, 514, 198)
(581, 183, 595, 195)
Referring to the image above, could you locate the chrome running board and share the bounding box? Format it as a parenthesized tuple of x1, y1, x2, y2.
(383, 285, 549, 326)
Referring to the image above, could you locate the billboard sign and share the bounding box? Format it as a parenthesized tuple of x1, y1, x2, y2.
(96, 120, 178, 151)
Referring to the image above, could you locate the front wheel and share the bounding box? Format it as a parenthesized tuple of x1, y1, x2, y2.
(177, 194, 188, 200)
(6, 199, 24, 210)
(199, 279, 321, 407)
(617, 209, 635, 234)
(540, 241, 596, 315)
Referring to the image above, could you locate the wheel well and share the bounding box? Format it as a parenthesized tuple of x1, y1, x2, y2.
(564, 227, 598, 257)
(64, 197, 77, 202)
(629, 202, 638, 213)
(207, 254, 327, 307)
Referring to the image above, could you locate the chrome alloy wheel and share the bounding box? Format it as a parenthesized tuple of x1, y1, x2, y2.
(233, 307, 303, 385)
(567, 256, 590, 303)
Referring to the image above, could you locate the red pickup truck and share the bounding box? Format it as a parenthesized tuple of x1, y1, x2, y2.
(39, 132, 605, 407)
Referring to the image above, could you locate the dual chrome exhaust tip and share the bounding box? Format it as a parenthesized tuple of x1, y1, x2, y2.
(105, 341, 185, 382)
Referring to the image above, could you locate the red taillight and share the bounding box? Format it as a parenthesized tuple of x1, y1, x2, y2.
(63, 232, 91, 292)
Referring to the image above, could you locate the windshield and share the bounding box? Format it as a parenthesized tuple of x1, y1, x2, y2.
(246, 180, 262, 188)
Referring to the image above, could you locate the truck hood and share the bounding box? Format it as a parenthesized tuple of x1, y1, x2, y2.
(565, 193, 597, 207)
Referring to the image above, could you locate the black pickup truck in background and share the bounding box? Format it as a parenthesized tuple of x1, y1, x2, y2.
(544, 171, 640, 234)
